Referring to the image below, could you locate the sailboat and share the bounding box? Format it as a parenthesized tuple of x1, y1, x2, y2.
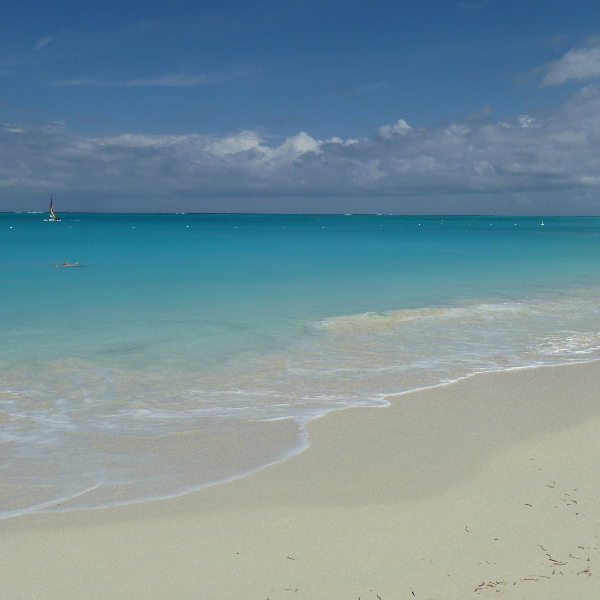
(46, 195, 61, 221)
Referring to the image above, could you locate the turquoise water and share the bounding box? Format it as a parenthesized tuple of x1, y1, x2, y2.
(3, 213, 600, 516)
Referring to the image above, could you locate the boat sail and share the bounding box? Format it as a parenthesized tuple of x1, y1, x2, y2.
(48, 195, 61, 221)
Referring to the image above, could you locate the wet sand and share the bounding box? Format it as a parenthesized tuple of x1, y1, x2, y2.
(2, 361, 600, 599)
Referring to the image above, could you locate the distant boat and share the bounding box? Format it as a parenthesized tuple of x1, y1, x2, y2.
(46, 196, 61, 221)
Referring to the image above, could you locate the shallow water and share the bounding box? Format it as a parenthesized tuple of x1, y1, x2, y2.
(2, 213, 600, 516)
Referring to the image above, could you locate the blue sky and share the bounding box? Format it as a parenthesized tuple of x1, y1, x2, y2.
(2, 0, 600, 213)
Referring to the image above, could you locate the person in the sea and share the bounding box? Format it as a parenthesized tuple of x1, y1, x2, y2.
(54, 262, 80, 267)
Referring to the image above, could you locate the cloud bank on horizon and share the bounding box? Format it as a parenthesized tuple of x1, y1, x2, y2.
(2, 2, 600, 214)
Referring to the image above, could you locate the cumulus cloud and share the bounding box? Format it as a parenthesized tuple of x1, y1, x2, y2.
(543, 42, 600, 86)
(2, 85, 600, 211)
(378, 119, 411, 139)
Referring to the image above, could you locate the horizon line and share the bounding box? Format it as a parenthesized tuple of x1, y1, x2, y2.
(1, 212, 599, 218)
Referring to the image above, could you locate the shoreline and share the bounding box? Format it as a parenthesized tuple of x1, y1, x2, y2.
(3, 360, 600, 598)
(3, 358, 595, 520)
(0, 358, 600, 522)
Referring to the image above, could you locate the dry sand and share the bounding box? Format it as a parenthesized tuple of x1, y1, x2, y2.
(2, 361, 600, 599)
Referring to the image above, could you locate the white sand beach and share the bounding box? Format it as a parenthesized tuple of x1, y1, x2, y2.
(2, 360, 600, 599)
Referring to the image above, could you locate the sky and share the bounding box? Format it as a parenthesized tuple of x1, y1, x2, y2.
(1, 0, 600, 214)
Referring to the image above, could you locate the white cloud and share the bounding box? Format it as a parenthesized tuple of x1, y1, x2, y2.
(580, 176, 600, 185)
(444, 123, 470, 136)
(52, 67, 263, 88)
(97, 133, 199, 149)
(542, 43, 600, 86)
(517, 115, 540, 128)
(1, 123, 26, 133)
(207, 131, 265, 157)
(122, 73, 214, 87)
(379, 119, 411, 139)
(3, 86, 600, 211)
(272, 132, 322, 156)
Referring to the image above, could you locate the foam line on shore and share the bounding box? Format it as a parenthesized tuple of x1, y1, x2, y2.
(3, 360, 600, 599)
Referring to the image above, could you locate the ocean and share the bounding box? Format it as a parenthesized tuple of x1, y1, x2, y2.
(2, 213, 600, 517)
